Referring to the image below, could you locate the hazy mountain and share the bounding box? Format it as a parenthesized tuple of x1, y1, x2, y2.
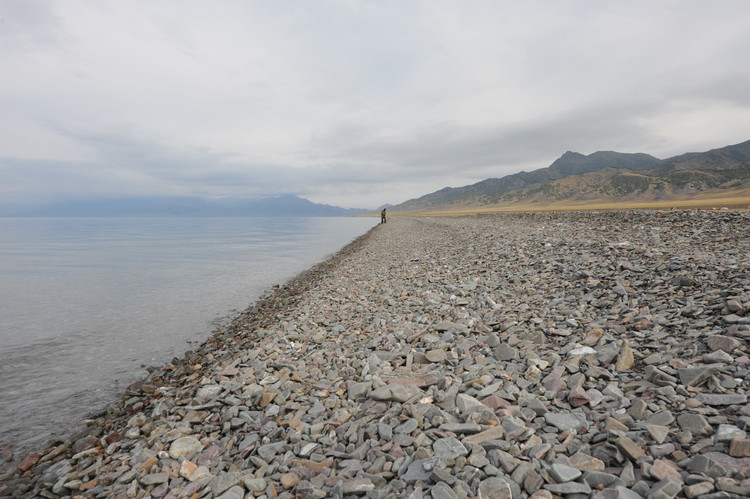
(229, 194, 370, 217)
(1, 194, 370, 217)
(390, 139, 750, 212)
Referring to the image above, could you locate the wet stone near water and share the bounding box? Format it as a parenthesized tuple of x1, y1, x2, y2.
(2, 210, 750, 498)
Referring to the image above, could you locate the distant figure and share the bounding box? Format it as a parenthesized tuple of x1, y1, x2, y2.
(381, 208, 387, 224)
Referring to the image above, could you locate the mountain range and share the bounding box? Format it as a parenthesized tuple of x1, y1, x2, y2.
(4, 140, 749, 217)
(1, 194, 370, 217)
(389, 139, 750, 213)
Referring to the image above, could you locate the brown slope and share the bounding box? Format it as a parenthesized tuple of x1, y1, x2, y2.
(390, 139, 750, 213)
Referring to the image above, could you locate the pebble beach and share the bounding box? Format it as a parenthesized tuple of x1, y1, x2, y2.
(2, 210, 750, 499)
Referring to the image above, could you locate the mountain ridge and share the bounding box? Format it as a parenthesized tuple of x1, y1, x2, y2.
(390, 139, 750, 212)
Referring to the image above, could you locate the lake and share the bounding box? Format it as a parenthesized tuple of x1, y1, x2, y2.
(0, 216, 375, 457)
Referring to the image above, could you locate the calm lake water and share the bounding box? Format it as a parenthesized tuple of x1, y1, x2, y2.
(0, 217, 375, 457)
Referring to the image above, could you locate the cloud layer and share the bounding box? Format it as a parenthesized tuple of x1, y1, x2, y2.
(2, 0, 749, 208)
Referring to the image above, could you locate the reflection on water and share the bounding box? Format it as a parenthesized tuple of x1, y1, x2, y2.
(0, 216, 374, 456)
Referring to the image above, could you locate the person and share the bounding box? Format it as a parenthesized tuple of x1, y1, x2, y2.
(381, 208, 387, 224)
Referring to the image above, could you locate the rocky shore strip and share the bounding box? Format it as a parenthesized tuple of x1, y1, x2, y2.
(2, 210, 750, 499)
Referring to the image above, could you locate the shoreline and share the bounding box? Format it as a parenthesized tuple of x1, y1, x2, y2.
(0, 223, 382, 486)
(2, 211, 750, 498)
(0, 216, 375, 464)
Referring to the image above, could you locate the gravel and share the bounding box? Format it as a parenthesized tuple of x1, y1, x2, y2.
(2, 210, 750, 499)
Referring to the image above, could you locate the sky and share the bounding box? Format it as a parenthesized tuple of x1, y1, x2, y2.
(2, 1, 750, 209)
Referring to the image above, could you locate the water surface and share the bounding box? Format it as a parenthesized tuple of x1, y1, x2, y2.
(0, 217, 375, 456)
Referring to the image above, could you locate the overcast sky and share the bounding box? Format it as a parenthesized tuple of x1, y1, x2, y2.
(2, 1, 749, 209)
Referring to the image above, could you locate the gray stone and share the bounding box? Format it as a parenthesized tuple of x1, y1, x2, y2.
(714, 424, 746, 443)
(431, 482, 458, 499)
(616, 485, 646, 499)
(646, 410, 675, 427)
(169, 436, 203, 460)
(215, 485, 245, 499)
(511, 462, 535, 484)
(402, 459, 436, 484)
(308, 402, 326, 418)
(436, 321, 468, 333)
(371, 384, 413, 402)
(140, 472, 169, 485)
(501, 416, 527, 435)
(431, 468, 456, 486)
(243, 477, 267, 492)
(257, 442, 286, 461)
(440, 422, 482, 434)
(485, 334, 501, 347)
(727, 300, 743, 312)
(211, 471, 244, 496)
(582, 471, 622, 489)
(462, 426, 505, 445)
(523, 470, 544, 494)
(687, 455, 727, 478)
(703, 350, 735, 364)
(550, 463, 582, 482)
(678, 413, 713, 436)
(396, 418, 420, 434)
(621, 461, 636, 487)
(678, 364, 724, 387)
(724, 314, 744, 324)
(495, 343, 518, 361)
(378, 422, 393, 441)
(682, 481, 714, 497)
(433, 437, 468, 460)
(616, 436, 646, 461)
(706, 335, 741, 352)
(477, 382, 503, 397)
(587, 388, 604, 407)
(116, 469, 137, 484)
(696, 393, 747, 406)
(38, 459, 72, 486)
(426, 349, 448, 363)
(544, 482, 592, 494)
(647, 476, 683, 499)
(646, 425, 670, 444)
(195, 385, 222, 404)
(340, 478, 375, 494)
(716, 476, 750, 495)
(527, 398, 548, 416)
(348, 381, 371, 399)
(545, 412, 590, 432)
(542, 366, 567, 392)
(457, 393, 493, 415)
(478, 477, 513, 499)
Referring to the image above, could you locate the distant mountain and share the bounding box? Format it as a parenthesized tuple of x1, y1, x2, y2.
(390, 139, 750, 212)
(1, 194, 370, 217)
(229, 194, 370, 217)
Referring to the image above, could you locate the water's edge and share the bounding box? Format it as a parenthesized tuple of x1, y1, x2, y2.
(0, 217, 379, 460)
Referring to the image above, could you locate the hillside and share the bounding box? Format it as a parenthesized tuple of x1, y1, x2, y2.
(390, 140, 750, 213)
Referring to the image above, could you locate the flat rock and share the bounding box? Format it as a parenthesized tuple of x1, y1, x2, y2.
(433, 437, 468, 460)
(678, 363, 724, 387)
(544, 412, 590, 432)
(678, 413, 714, 436)
(477, 477, 513, 499)
(169, 436, 203, 460)
(706, 334, 742, 352)
(370, 384, 414, 402)
(549, 463, 582, 482)
(462, 426, 505, 445)
(696, 393, 747, 406)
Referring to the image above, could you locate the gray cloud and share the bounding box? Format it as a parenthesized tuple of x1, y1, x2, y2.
(1, 0, 749, 209)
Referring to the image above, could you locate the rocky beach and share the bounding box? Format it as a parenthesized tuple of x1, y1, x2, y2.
(2, 210, 750, 499)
